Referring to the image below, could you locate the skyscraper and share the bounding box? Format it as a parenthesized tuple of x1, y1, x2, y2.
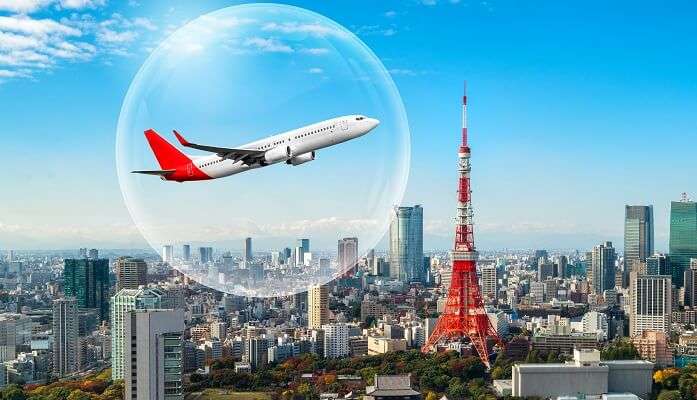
(669, 194, 697, 288)
(630, 273, 671, 336)
(125, 309, 185, 400)
(685, 261, 697, 308)
(646, 253, 670, 275)
(322, 323, 349, 358)
(624, 205, 654, 275)
(161, 245, 173, 263)
(308, 284, 329, 329)
(389, 205, 424, 283)
(182, 244, 191, 262)
(52, 297, 79, 377)
(244, 237, 253, 262)
(338, 237, 359, 274)
(198, 247, 213, 264)
(63, 258, 110, 321)
(111, 288, 164, 380)
(481, 265, 497, 301)
(590, 242, 616, 294)
(115, 257, 148, 291)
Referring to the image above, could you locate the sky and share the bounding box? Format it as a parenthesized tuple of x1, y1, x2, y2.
(0, 0, 696, 252)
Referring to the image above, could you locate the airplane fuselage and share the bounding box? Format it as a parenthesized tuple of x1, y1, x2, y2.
(136, 115, 379, 182)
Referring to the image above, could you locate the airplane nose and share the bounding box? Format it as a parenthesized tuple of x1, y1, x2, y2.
(368, 118, 380, 130)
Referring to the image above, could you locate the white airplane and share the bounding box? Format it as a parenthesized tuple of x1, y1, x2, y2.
(132, 115, 379, 182)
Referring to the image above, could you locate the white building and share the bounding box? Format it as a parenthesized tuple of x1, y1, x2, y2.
(322, 323, 349, 358)
(582, 311, 609, 340)
(630, 274, 671, 336)
(481, 265, 498, 301)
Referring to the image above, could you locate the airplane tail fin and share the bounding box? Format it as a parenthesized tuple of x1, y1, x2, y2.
(144, 129, 190, 170)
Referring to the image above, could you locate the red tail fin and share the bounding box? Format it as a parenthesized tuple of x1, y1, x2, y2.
(144, 129, 190, 170)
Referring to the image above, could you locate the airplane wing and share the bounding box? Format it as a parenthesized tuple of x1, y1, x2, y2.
(131, 169, 176, 176)
(173, 130, 265, 163)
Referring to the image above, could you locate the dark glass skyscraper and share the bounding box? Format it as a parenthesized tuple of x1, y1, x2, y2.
(63, 258, 110, 321)
(669, 196, 697, 288)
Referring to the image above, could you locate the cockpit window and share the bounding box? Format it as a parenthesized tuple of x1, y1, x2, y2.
(356, 116, 365, 120)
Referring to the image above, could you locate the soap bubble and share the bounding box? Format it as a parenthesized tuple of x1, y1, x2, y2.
(116, 4, 410, 297)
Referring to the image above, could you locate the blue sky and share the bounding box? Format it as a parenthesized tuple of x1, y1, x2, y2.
(0, 0, 696, 251)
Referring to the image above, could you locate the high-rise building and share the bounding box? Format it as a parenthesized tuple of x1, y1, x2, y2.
(125, 309, 185, 400)
(322, 323, 349, 358)
(88, 248, 99, 259)
(198, 247, 213, 264)
(115, 257, 148, 291)
(0, 314, 32, 362)
(481, 265, 497, 301)
(182, 245, 191, 262)
(624, 206, 654, 275)
(590, 242, 616, 293)
(52, 298, 79, 377)
(685, 262, 697, 308)
(111, 288, 164, 380)
(629, 273, 671, 337)
(646, 253, 670, 275)
(389, 205, 424, 283)
(338, 237, 359, 274)
(161, 245, 173, 263)
(244, 337, 268, 370)
(557, 256, 569, 278)
(669, 195, 697, 288)
(308, 284, 329, 329)
(244, 237, 253, 262)
(63, 258, 110, 321)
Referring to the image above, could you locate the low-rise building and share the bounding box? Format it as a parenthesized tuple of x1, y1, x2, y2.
(365, 374, 422, 400)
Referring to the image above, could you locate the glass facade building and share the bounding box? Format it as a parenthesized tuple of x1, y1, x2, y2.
(63, 258, 110, 321)
(669, 198, 697, 288)
(624, 205, 654, 269)
(389, 205, 425, 283)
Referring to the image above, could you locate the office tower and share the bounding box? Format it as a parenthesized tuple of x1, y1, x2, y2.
(0, 314, 32, 362)
(283, 247, 292, 262)
(244, 237, 253, 262)
(322, 323, 349, 358)
(210, 321, 227, 341)
(530, 282, 545, 303)
(115, 257, 148, 291)
(647, 253, 670, 275)
(161, 245, 173, 263)
(125, 309, 184, 400)
(669, 194, 697, 288)
(389, 205, 425, 283)
(338, 237, 359, 273)
(297, 239, 310, 255)
(182, 245, 191, 262)
(624, 206, 654, 274)
(52, 298, 79, 377)
(294, 246, 304, 267)
(244, 337, 268, 370)
(629, 274, 671, 336)
(685, 262, 697, 307)
(88, 248, 99, 259)
(481, 265, 497, 300)
(63, 258, 110, 321)
(532, 250, 548, 268)
(198, 247, 213, 264)
(558, 255, 569, 278)
(308, 284, 329, 329)
(537, 258, 554, 281)
(78, 248, 88, 258)
(111, 288, 163, 380)
(590, 242, 616, 293)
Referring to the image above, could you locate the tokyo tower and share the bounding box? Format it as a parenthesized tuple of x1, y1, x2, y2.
(421, 84, 504, 368)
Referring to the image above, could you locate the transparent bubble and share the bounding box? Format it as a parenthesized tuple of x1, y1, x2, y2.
(116, 4, 410, 297)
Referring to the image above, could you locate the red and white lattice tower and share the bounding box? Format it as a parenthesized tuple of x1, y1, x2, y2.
(421, 84, 504, 368)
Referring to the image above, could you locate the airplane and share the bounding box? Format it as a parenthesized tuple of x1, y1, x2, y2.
(132, 115, 379, 182)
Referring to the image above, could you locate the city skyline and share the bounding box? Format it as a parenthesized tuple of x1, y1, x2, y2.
(1, 0, 696, 251)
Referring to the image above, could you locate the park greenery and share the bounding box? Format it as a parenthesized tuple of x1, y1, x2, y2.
(0, 369, 122, 400)
(189, 350, 496, 400)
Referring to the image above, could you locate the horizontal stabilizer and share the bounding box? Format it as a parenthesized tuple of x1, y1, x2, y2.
(131, 169, 176, 176)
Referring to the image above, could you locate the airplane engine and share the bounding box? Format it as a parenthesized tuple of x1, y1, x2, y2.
(286, 151, 315, 166)
(264, 145, 293, 164)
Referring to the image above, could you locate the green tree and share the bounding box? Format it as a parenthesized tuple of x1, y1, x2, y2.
(2, 385, 27, 400)
(657, 390, 682, 400)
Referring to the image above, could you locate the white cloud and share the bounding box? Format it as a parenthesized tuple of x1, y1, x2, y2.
(262, 21, 345, 38)
(58, 0, 106, 9)
(354, 24, 398, 37)
(388, 68, 417, 76)
(0, 0, 52, 13)
(307, 67, 323, 74)
(384, 10, 397, 18)
(0, 15, 81, 36)
(301, 47, 329, 55)
(244, 37, 293, 53)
